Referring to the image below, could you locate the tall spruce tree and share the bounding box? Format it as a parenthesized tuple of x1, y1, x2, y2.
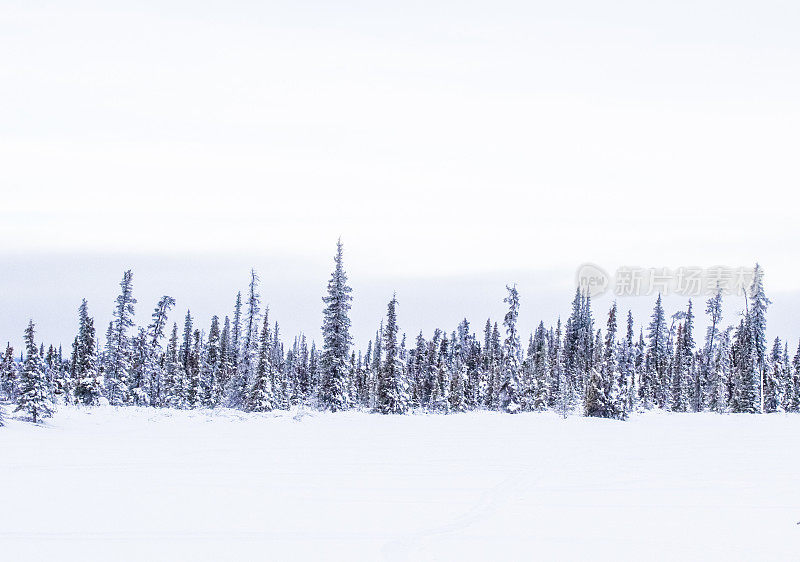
(164, 323, 183, 408)
(619, 310, 636, 414)
(15, 320, 53, 423)
(764, 337, 784, 413)
(216, 316, 232, 406)
(0, 343, 15, 400)
(527, 322, 550, 411)
(498, 285, 522, 413)
(229, 272, 260, 407)
(747, 263, 770, 413)
(703, 288, 723, 410)
(186, 330, 202, 408)
(319, 239, 353, 411)
(376, 294, 405, 414)
(683, 301, 696, 411)
(105, 270, 137, 405)
(671, 323, 688, 412)
(789, 340, 800, 413)
(710, 327, 733, 413)
(644, 294, 668, 409)
(586, 302, 619, 418)
(231, 292, 243, 370)
(72, 300, 103, 406)
(205, 315, 221, 407)
(781, 342, 793, 412)
(145, 296, 175, 406)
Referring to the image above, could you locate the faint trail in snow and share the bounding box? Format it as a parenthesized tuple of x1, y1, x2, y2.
(380, 468, 530, 561)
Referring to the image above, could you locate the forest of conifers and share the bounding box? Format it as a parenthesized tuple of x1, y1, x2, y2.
(1, 241, 794, 425)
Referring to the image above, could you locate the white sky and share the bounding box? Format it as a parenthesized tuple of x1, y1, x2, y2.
(1, 0, 799, 348)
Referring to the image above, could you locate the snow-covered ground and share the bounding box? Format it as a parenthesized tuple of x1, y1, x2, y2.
(1, 406, 798, 561)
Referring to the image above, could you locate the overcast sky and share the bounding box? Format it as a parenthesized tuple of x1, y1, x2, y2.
(1, 0, 798, 349)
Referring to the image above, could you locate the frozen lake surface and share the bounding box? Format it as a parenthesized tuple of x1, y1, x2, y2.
(1, 406, 798, 560)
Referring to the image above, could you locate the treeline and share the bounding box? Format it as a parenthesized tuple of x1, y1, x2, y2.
(1, 241, 797, 425)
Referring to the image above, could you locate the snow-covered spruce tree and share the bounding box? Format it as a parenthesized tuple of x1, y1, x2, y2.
(563, 289, 582, 406)
(297, 335, 314, 405)
(683, 301, 697, 411)
(632, 331, 645, 411)
(408, 332, 425, 408)
(582, 297, 596, 397)
(0, 343, 16, 400)
(229, 271, 260, 408)
(605, 303, 626, 419)
(429, 333, 450, 413)
(105, 270, 137, 405)
(204, 315, 221, 407)
(780, 342, 793, 412)
(498, 285, 522, 413)
(145, 295, 175, 406)
(375, 294, 406, 414)
(565, 289, 595, 407)
(369, 324, 383, 410)
(354, 350, 367, 409)
(526, 322, 550, 411)
(458, 325, 481, 411)
(702, 288, 723, 410)
(319, 239, 354, 412)
(0, 382, 6, 424)
(177, 311, 197, 406)
(747, 263, 770, 413)
(186, 330, 202, 408)
(230, 291, 243, 371)
(480, 320, 492, 408)
(215, 316, 232, 406)
(247, 313, 274, 412)
(420, 329, 438, 408)
(454, 320, 472, 410)
(489, 322, 502, 406)
(448, 354, 468, 413)
(55, 345, 70, 405)
(346, 351, 358, 409)
(15, 320, 54, 423)
(584, 366, 606, 418)
(644, 294, 668, 409)
(586, 302, 620, 419)
(710, 327, 733, 413)
(71, 299, 104, 406)
(669, 301, 695, 413)
(467, 337, 483, 411)
(764, 337, 784, 413)
(128, 328, 150, 405)
(671, 324, 688, 412)
(180, 310, 193, 373)
(731, 318, 751, 412)
(42, 345, 59, 403)
(592, 328, 603, 373)
(618, 310, 636, 415)
(163, 323, 184, 408)
(789, 340, 800, 413)
(522, 335, 535, 409)
(308, 341, 319, 403)
(551, 319, 569, 416)
(603, 303, 621, 417)
(271, 321, 289, 409)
